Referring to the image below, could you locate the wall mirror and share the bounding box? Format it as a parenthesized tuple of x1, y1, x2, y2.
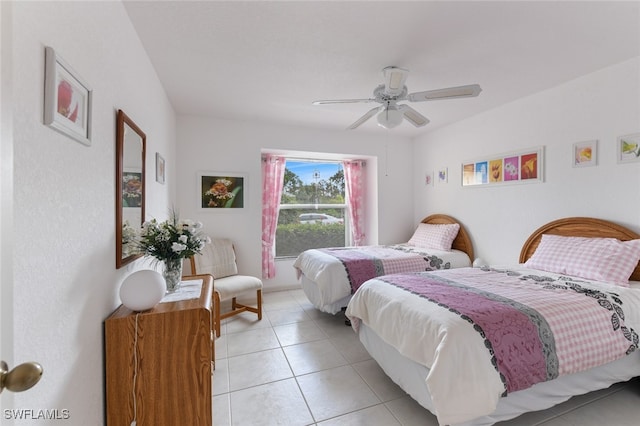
(115, 109, 146, 268)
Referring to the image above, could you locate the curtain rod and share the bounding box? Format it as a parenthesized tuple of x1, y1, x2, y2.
(262, 154, 366, 165)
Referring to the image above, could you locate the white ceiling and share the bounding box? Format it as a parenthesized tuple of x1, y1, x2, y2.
(123, 1, 640, 138)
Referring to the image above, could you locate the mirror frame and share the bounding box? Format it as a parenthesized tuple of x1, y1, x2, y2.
(115, 109, 146, 268)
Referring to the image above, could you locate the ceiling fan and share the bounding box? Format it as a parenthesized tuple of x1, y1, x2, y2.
(312, 66, 482, 130)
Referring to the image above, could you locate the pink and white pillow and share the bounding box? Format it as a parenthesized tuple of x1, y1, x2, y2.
(408, 223, 460, 252)
(524, 234, 640, 287)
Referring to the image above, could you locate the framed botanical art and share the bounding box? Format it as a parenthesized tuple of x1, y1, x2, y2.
(198, 172, 246, 210)
(438, 168, 448, 183)
(43, 46, 92, 146)
(617, 133, 640, 164)
(425, 171, 434, 186)
(462, 146, 544, 187)
(155, 153, 166, 184)
(573, 140, 597, 168)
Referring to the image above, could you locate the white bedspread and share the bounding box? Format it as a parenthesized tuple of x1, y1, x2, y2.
(346, 266, 640, 425)
(294, 244, 471, 313)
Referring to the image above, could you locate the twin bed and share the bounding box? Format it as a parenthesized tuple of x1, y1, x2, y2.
(345, 217, 640, 425)
(294, 214, 474, 314)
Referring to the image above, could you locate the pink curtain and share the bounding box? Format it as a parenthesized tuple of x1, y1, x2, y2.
(261, 154, 285, 279)
(343, 160, 366, 246)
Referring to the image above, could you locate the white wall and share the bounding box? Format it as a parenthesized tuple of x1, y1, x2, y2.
(413, 57, 640, 266)
(176, 116, 415, 290)
(7, 1, 175, 424)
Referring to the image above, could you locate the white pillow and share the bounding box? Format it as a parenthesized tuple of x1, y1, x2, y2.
(524, 234, 640, 287)
(408, 223, 460, 251)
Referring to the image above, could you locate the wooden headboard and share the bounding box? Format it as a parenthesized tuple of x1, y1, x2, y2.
(422, 214, 475, 261)
(519, 217, 640, 282)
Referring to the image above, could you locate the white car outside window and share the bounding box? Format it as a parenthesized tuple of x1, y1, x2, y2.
(299, 214, 343, 224)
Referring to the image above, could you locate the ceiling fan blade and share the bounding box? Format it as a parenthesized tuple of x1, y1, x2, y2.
(347, 106, 382, 130)
(408, 84, 482, 102)
(397, 104, 430, 127)
(382, 66, 409, 96)
(312, 98, 374, 105)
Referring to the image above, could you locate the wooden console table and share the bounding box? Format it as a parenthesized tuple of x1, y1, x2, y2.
(105, 274, 214, 425)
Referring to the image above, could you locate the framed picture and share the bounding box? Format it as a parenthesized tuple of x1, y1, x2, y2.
(198, 172, 246, 209)
(425, 171, 433, 186)
(462, 146, 544, 187)
(155, 153, 166, 184)
(573, 140, 598, 168)
(122, 169, 143, 208)
(617, 133, 640, 164)
(438, 168, 448, 183)
(43, 46, 92, 146)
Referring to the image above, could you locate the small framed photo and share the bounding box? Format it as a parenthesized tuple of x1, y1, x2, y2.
(198, 172, 246, 210)
(43, 46, 92, 146)
(617, 133, 640, 164)
(573, 140, 597, 168)
(155, 153, 165, 184)
(438, 168, 448, 183)
(425, 171, 433, 186)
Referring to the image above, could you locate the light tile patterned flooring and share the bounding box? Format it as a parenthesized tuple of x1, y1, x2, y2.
(213, 289, 640, 425)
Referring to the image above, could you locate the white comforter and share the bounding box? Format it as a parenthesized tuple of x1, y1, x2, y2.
(294, 244, 471, 313)
(346, 266, 640, 425)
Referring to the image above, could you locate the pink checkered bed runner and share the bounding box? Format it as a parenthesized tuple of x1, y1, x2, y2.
(319, 246, 448, 293)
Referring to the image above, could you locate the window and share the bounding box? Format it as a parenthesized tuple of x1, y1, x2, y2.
(276, 159, 347, 257)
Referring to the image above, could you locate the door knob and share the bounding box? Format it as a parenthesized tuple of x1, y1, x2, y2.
(0, 360, 43, 394)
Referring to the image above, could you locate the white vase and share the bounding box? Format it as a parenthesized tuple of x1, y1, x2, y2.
(119, 270, 165, 311)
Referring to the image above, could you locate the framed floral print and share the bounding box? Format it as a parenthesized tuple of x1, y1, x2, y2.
(198, 172, 246, 210)
(156, 153, 166, 184)
(425, 171, 434, 186)
(617, 133, 640, 164)
(573, 140, 598, 168)
(43, 46, 92, 146)
(462, 146, 544, 187)
(438, 167, 448, 183)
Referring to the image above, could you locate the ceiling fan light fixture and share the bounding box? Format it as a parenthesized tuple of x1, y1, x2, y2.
(314, 67, 482, 130)
(377, 105, 403, 129)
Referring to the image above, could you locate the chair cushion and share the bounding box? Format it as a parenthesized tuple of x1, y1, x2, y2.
(195, 238, 238, 278)
(215, 275, 262, 301)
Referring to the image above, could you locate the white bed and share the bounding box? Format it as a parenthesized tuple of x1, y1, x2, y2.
(295, 214, 474, 314)
(346, 217, 640, 425)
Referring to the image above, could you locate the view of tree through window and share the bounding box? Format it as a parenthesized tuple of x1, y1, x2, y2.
(276, 160, 347, 257)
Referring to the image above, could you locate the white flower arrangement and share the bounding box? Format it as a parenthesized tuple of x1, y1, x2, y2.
(136, 211, 210, 262)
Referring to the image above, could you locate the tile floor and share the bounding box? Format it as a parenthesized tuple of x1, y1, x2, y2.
(213, 289, 640, 426)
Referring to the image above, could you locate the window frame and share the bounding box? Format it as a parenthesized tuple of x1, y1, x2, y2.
(275, 158, 349, 259)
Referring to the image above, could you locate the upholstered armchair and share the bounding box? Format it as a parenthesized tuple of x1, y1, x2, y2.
(189, 238, 262, 337)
